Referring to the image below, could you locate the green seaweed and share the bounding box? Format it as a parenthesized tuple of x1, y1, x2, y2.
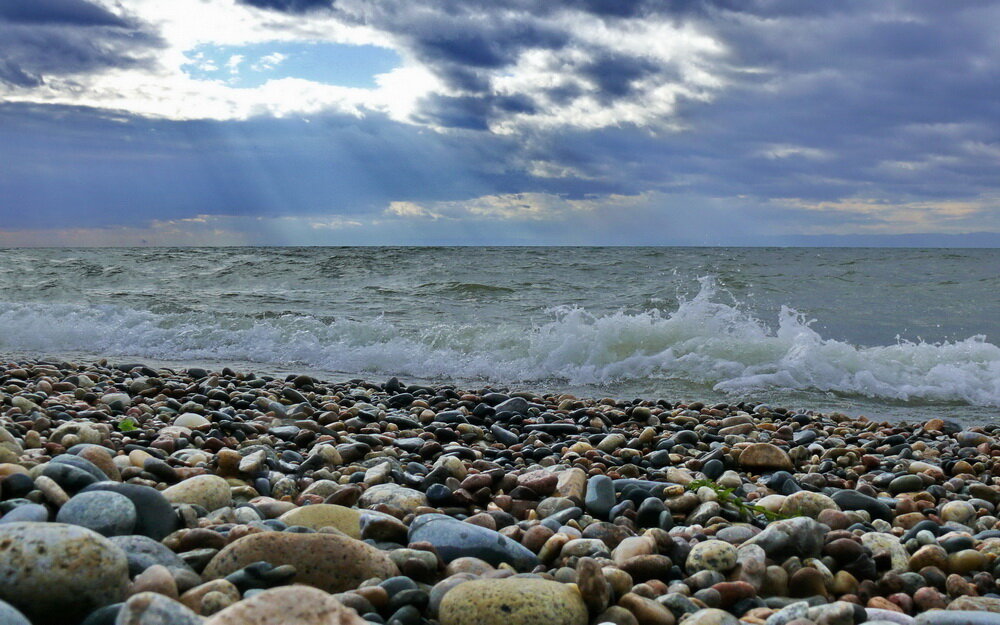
(118, 416, 139, 432)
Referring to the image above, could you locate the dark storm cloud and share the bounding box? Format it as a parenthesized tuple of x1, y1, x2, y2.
(240, 0, 333, 13)
(0, 59, 42, 87)
(3, 0, 1000, 242)
(0, 0, 126, 26)
(236, 0, 706, 130)
(0, 0, 162, 86)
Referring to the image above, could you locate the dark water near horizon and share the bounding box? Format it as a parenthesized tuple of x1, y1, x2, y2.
(0, 247, 997, 423)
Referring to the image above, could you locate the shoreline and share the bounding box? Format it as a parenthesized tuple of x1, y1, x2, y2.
(4, 351, 994, 427)
(1, 359, 999, 624)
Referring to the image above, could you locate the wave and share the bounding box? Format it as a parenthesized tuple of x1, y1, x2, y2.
(0, 277, 997, 406)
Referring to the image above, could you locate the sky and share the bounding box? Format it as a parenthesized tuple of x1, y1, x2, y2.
(0, 0, 999, 246)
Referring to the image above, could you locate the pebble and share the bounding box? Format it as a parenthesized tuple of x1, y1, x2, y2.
(0, 599, 30, 625)
(0, 522, 129, 624)
(739, 443, 794, 472)
(438, 578, 587, 625)
(80, 482, 178, 540)
(686, 540, 738, 573)
(115, 592, 203, 625)
(204, 586, 367, 625)
(56, 490, 137, 536)
(203, 531, 398, 593)
(409, 514, 539, 570)
(163, 475, 232, 511)
(276, 504, 362, 537)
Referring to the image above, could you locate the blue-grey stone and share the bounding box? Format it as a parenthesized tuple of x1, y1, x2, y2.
(831, 490, 893, 522)
(81, 482, 177, 540)
(489, 424, 518, 446)
(493, 397, 530, 415)
(612, 479, 670, 496)
(0, 503, 48, 525)
(79, 603, 123, 625)
(914, 612, 1000, 625)
(0, 598, 30, 625)
(41, 462, 99, 493)
(408, 514, 538, 571)
(108, 535, 191, 577)
(585, 475, 615, 520)
(744, 516, 825, 560)
(49, 454, 108, 482)
(57, 491, 137, 537)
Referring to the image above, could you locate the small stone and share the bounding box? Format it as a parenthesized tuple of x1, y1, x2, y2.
(618, 592, 675, 625)
(163, 475, 232, 511)
(116, 592, 203, 625)
(686, 540, 738, 574)
(681, 608, 739, 625)
(358, 483, 428, 513)
(438, 578, 587, 625)
(788, 567, 827, 599)
(778, 491, 839, 519)
(180, 580, 241, 615)
(948, 549, 988, 574)
(57, 490, 137, 537)
(174, 413, 210, 428)
(408, 514, 539, 571)
(739, 444, 793, 472)
(861, 533, 909, 573)
(744, 517, 825, 560)
(917, 610, 1000, 624)
(277, 505, 362, 538)
(81, 482, 178, 540)
(585, 475, 615, 520)
(204, 586, 367, 625)
(888, 475, 924, 495)
(130, 564, 179, 600)
(576, 557, 610, 613)
(940, 501, 977, 526)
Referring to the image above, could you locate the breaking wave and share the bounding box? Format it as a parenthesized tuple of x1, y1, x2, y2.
(1, 278, 997, 406)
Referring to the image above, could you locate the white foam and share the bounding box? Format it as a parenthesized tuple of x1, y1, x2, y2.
(1, 277, 997, 406)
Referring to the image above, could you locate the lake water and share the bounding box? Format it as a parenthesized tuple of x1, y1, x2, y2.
(1, 247, 997, 423)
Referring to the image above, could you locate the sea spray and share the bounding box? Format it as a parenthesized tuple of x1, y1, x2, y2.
(1, 275, 997, 406)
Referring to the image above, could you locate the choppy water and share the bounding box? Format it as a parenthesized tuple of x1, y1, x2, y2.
(0, 247, 997, 423)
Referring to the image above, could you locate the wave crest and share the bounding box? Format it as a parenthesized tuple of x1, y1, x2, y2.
(0, 277, 996, 406)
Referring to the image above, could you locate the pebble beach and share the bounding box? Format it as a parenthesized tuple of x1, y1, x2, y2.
(1, 359, 1000, 625)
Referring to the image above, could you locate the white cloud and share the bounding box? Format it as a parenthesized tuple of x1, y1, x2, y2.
(384, 192, 651, 221)
(0, 0, 423, 122)
(226, 54, 245, 73)
(252, 52, 288, 71)
(776, 197, 1000, 234)
(758, 144, 832, 160)
(0, 0, 731, 134)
